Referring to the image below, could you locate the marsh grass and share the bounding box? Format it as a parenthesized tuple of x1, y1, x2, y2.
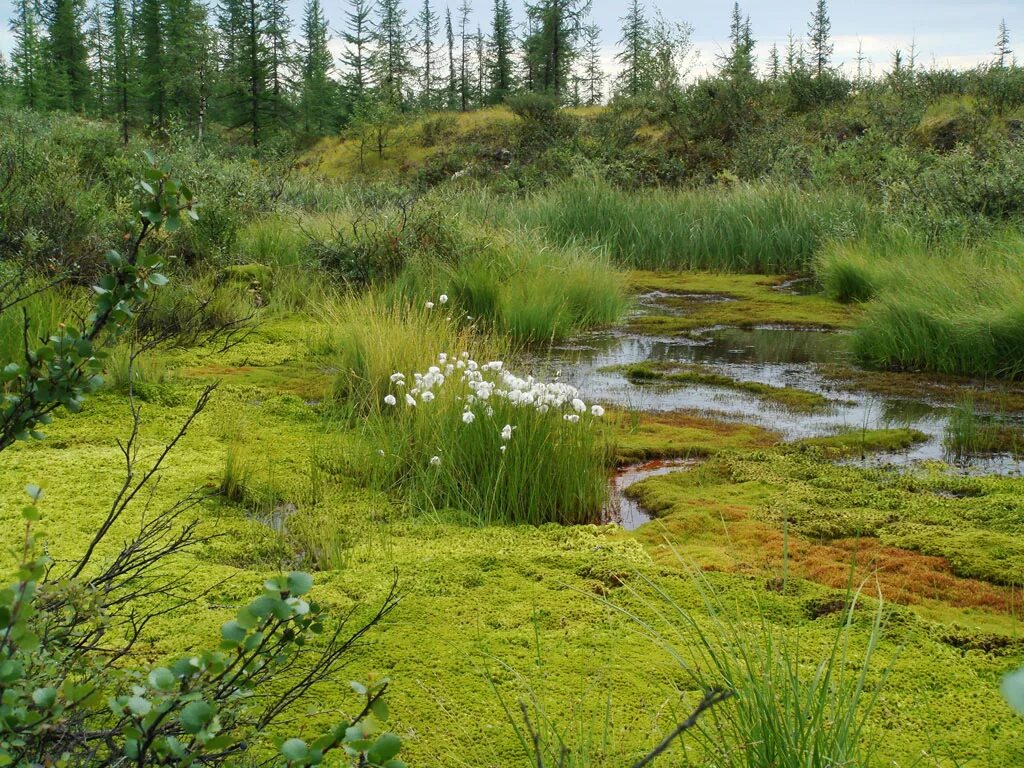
(314, 292, 490, 418)
(391, 226, 628, 344)
(363, 373, 612, 526)
(521, 180, 877, 273)
(943, 399, 1024, 461)
(103, 345, 175, 395)
(0, 282, 86, 366)
(613, 553, 890, 768)
(818, 229, 1024, 378)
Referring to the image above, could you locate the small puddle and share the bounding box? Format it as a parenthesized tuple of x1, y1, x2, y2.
(605, 459, 699, 530)
(528, 294, 1024, 527)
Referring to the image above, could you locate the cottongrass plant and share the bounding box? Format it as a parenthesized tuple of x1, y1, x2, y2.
(611, 551, 891, 768)
(366, 346, 612, 526)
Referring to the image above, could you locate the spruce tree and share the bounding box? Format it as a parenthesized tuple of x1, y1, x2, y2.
(219, 0, 270, 146)
(264, 0, 292, 124)
(807, 0, 832, 76)
(107, 0, 131, 141)
(768, 41, 780, 80)
(580, 21, 602, 105)
(475, 25, 484, 104)
(372, 0, 413, 106)
(444, 7, 457, 108)
(614, 0, 649, 98)
(457, 0, 470, 110)
(164, 0, 211, 129)
(415, 0, 439, 109)
(720, 2, 754, 80)
(298, 0, 331, 133)
(45, 0, 91, 110)
(86, 0, 107, 112)
(995, 19, 1012, 67)
(340, 0, 372, 101)
(139, 0, 166, 127)
(9, 0, 45, 108)
(485, 0, 513, 103)
(523, 0, 589, 101)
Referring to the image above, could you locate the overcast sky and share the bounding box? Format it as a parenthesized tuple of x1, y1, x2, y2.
(0, 0, 1020, 81)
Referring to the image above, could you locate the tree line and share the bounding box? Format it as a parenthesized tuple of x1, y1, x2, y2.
(0, 0, 1014, 146)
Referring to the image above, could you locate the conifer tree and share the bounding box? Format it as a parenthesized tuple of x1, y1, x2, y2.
(264, 0, 293, 124)
(614, 0, 649, 98)
(523, 0, 589, 101)
(768, 41, 780, 80)
(485, 0, 513, 103)
(45, 0, 91, 110)
(139, 0, 166, 126)
(86, 0, 107, 112)
(457, 0, 470, 110)
(298, 0, 332, 132)
(995, 19, 1012, 67)
(372, 0, 413, 106)
(341, 0, 372, 101)
(415, 0, 439, 108)
(807, 0, 832, 76)
(648, 10, 690, 96)
(444, 7, 457, 108)
(107, 0, 132, 141)
(10, 0, 45, 108)
(721, 2, 754, 80)
(164, 0, 211, 129)
(475, 25, 484, 103)
(580, 21, 602, 104)
(219, 0, 270, 145)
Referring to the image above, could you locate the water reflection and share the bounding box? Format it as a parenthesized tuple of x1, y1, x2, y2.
(531, 324, 1024, 477)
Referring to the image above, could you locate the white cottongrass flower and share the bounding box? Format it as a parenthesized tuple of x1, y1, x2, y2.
(571, 398, 586, 413)
(462, 411, 475, 424)
(564, 414, 580, 423)
(499, 445, 507, 453)
(591, 405, 605, 417)
(439, 294, 449, 304)
(389, 372, 405, 383)
(421, 391, 435, 402)
(429, 455, 441, 466)
(426, 301, 435, 309)
(405, 394, 417, 407)
(439, 353, 448, 363)
(377, 449, 385, 456)
(500, 424, 513, 441)
(384, 394, 397, 406)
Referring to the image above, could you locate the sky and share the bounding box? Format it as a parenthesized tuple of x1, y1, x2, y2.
(0, 0, 1020, 82)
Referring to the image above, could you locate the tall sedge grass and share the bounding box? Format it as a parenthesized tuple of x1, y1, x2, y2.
(520, 179, 877, 273)
(613, 555, 890, 768)
(0, 282, 85, 366)
(391, 226, 628, 344)
(361, 352, 612, 526)
(821, 229, 1024, 378)
(313, 291, 491, 417)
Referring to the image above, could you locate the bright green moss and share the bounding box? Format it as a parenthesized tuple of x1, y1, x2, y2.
(792, 427, 929, 457)
(626, 271, 859, 332)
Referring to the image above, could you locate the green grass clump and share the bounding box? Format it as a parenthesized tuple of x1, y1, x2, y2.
(362, 356, 612, 526)
(0, 281, 86, 366)
(943, 399, 1024, 461)
(621, 564, 889, 768)
(818, 228, 1024, 378)
(392, 225, 628, 344)
(315, 292, 489, 417)
(521, 179, 877, 273)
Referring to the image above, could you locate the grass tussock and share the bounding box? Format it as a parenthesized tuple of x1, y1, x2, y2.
(618, 561, 889, 768)
(818, 229, 1024, 378)
(360, 351, 612, 526)
(521, 179, 877, 273)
